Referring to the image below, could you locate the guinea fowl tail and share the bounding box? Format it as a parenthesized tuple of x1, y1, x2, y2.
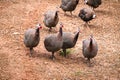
(57, 23, 63, 40)
(89, 35, 93, 52)
(54, 11, 58, 21)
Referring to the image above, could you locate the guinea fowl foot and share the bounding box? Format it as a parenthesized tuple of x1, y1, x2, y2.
(29, 51, 33, 57)
(84, 22, 89, 27)
(92, 7, 95, 11)
(70, 12, 73, 16)
(84, 23, 91, 31)
(64, 54, 66, 57)
(49, 55, 56, 60)
(64, 12, 67, 16)
(49, 28, 52, 32)
(29, 53, 33, 57)
(29, 48, 34, 57)
(88, 62, 92, 67)
(63, 49, 66, 57)
(87, 59, 93, 67)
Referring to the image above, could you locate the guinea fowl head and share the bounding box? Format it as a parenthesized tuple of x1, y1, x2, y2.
(59, 22, 63, 35)
(84, 0, 88, 4)
(35, 23, 42, 36)
(60, 22, 63, 28)
(36, 23, 42, 30)
(78, 9, 86, 19)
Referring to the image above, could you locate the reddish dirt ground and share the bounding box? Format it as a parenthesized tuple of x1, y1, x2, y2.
(0, 0, 120, 80)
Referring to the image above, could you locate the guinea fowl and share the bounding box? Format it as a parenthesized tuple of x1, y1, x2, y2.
(82, 35, 98, 66)
(43, 10, 59, 31)
(62, 27, 81, 57)
(84, 0, 102, 10)
(44, 23, 63, 60)
(78, 8, 96, 26)
(24, 24, 42, 57)
(60, 0, 79, 15)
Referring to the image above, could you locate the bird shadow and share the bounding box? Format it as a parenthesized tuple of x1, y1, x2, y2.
(68, 56, 85, 64)
(88, 24, 98, 29)
(57, 52, 85, 64)
(72, 56, 96, 67)
(32, 51, 52, 60)
(95, 9, 112, 15)
(42, 27, 57, 33)
(29, 50, 96, 67)
(49, 30, 58, 33)
(65, 14, 79, 19)
(33, 52, 66, 62)
(72, 15, 79, 19)
(59, 12, 79, 19)
(61, 56, 95, 67)
(81, 23, 97, 30)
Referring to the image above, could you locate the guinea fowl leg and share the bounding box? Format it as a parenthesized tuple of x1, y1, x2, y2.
(91, 6, 94, 11)
(50, 52, 55, 60)
(64, 11, 67, 16)
(84, 22, 87, 27)
(85, 22, 90, 30)
(63, 49, 67, 57)
(70, 11, 72, 16)
(93, 7, 95, 11)
(49, 27, 52, 32)
(29, 48, 33, 57)
(85, 22, 88, 27)
(87, 58, 92, 67)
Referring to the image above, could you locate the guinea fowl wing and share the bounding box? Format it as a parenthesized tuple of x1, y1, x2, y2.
(44, 34, 63, 52)
(24, 29, 36, 47)
(44, 12, 54, 23)
(44, 35, 55, 47)
(44, 10, 59, 30)
(61, 0, 71, 6)
(62, 32, 74, 48)
(97, 0, 102, 5)
(61, 0, 78, 11)
(82, 39, 90, 57)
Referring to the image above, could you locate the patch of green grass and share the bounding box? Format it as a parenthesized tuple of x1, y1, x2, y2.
(75, 71, 83, 76)
(74, 70, 93, 76)
(59, 49, 73, 56)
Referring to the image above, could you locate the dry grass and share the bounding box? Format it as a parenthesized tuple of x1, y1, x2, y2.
(0, 0, 120, 80)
